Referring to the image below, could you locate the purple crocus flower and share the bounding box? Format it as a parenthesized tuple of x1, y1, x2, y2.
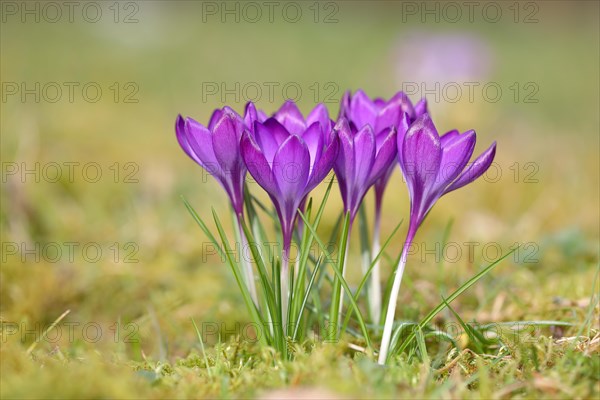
(241, 101, 338, 254)
(333, 118, 398, 221)
(378, 114, 497, 364)
(176, 103, 263, 216)
(399, 114, 497, 235)
(271, 100, 334, 221)
(338, 89, 426, 323)
(339, 89, 428, 212)
(274, 100, 333, 137)
(240, 101, 338, 329)
(339, 89, 427, 133)
(176, 103, 264, 305)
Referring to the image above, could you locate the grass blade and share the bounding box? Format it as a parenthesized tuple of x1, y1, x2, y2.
(191, 318, 213, 378)
(210, 208, 268, 346)
(578, 263, 600, 338)
(26, 309, 71, 355)
(292, 255, 323, 341)
(182, 196, 225, 257)
(328, 212, 350, 341)
(442, 297, 484, 354)
(298, 210, 373, 351)
(394, 248, 517, 356)
(291, 178, 335, 332)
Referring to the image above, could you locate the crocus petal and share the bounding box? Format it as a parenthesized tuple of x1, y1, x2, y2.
(333, 119, 355, 205)
(275, 100, 305, 135)
(436, 130, 476, 189)
(222, 106, 241, 119)
(395, 112, 411, 165)
(352, 125, 376, 202)
(369, 127, 398, 186)
(254, 118, 290, 162)
(325, 126, 337, 146)
(244, 102, 262, 132)
(240, 131, 278, 195)
(377, 112, 408, 184)
(373, 98, 386, 108)
(338, 90, 351, 120)
(414, 98, 428, 117)
(175, 115, 202, 165)
(401, 114, 442, 219)
(212, 114, 241, 169)
(401, 115, 442, 173)
(388, 91, 416, 120)
(306, 103, 331, 132)
(272, 135, 310, 208)
(374, 102, 402, 134)
(208, 109, 223, 130)
(306, 134, 338, 192)
(444, 141, 497, 194)
(350, 89, 378, 128)
(185, 118, 220, 173)
(301, 121, 324, 173)
(441, 129, 461, 145)
(257, 109, 268, 122)
(223, 106, 246, 137)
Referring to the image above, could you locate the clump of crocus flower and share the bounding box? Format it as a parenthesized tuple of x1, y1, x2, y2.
(176, 91, 497, 364)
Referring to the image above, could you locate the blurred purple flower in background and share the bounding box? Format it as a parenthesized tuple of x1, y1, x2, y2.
(379, 113, 496, 364)
(394, 31, 493, 85)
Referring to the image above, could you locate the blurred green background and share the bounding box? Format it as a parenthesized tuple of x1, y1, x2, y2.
(1, 0, 598, 397)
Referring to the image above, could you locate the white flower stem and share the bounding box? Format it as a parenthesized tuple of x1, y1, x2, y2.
(378, 229, 415, 365)
(281, 246, 290, 335)
(369, 205, 383, 324)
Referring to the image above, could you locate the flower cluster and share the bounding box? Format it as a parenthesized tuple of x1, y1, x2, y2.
(176, 90, 496, 364)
